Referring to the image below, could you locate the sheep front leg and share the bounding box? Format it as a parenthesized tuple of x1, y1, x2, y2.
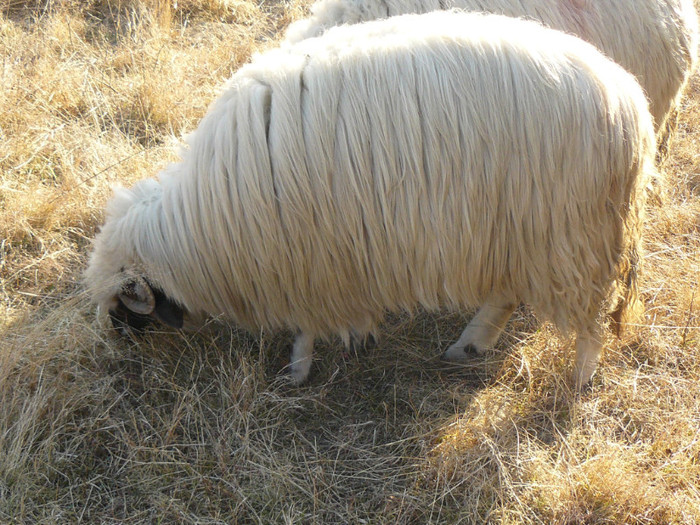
(288, 332, 315, 384)
(573, 329, 602, 389)
(443, 292, 516, 360)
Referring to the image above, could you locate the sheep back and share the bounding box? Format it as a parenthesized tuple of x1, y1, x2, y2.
(284, 0, 698, 137)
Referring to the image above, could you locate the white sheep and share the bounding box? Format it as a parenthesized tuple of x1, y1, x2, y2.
(85, 12, 656, 387)
(285, 0, 698, 151)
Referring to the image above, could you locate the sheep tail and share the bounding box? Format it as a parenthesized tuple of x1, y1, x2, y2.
(610, 241, 641, 337)
(610, 150, 655, 336)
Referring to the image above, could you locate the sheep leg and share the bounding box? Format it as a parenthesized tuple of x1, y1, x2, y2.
(349, 317, 378, 352)
(573, 329, 602, 389)
(350, 332, 378, 352)
(442, 293, 516, 361)
(288, 332, 315, 384)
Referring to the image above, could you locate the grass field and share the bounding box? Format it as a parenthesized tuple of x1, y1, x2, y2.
(1, 1, 699, 522)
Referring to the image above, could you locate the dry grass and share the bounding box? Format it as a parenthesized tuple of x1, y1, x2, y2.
(1, 0, 699, 522)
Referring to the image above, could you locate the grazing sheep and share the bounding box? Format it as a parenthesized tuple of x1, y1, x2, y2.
(285, 0, 698, 152)
(85, 12, 656, 387)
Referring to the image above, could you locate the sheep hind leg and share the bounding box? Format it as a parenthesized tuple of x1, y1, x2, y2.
(442, 292, 517, 361)
(288, 332, 315, 385)
(349, 317, 379, 353)
(573, 328, 603, 390)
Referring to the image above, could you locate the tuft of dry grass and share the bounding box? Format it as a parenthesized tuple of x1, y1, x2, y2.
(1, 0, 699, 523)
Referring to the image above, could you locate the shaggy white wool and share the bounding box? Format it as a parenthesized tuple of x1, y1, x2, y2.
(86, 12, 656, 384)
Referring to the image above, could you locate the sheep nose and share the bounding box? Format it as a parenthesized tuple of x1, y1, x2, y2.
(109, 302, 154, 335)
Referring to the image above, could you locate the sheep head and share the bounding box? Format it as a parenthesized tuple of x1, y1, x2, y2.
(109, 273, 185, 335)
(86, 179, 193, 336)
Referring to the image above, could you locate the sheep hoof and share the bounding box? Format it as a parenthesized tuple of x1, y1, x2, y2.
(463, 344, 480, 356)
(577, 379, 595, 394)
(442, 342, 483, 362)
(572, 368, 597, 392)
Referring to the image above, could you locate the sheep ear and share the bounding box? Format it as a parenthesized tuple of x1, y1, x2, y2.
(118, 277, 156, 315)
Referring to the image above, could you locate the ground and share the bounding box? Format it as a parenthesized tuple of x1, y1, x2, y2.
(1, 1, 699, 523)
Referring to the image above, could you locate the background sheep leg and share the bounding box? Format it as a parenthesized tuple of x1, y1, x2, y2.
(656, 105, 679, 163)
(288, 332, 315, 384)
(442, 293, 517, 360)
